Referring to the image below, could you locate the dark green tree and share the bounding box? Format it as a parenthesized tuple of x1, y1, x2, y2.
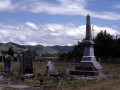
(71, 41, 84, 58)
(33, 50, 37, 59)
(8, 46, 14, 57)
(114, 35, 120, 58)
(61, 41, 84, 61)
(59, 52, 67, 61)
(94, 30, 114, 58)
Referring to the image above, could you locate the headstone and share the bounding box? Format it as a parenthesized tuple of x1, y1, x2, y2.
(59, 67, 66, 76)
(46, 61, 54, 75)
(4, 55, 13, 74)
(20, 49, 33, 74)
(0, 76, 6, 82)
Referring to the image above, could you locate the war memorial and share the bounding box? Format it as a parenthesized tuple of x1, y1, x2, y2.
(70, 14, 112, 80)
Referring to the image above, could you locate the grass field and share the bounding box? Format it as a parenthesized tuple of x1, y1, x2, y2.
(35, 57, 59, 62)
(0, 62, 120, 90)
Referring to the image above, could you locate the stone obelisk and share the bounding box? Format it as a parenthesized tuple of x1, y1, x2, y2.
(80, 14, 102, 70)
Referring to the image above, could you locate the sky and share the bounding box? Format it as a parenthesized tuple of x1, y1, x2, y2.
(0, 0, 120, 46)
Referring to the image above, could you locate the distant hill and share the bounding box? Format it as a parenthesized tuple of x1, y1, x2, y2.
(22, 45, 44, 51)
(0, 42, 24, 54)
(0, 42, 74, 55)
(37, 47, 59, 54)
(0, 42, 59, 55)
(23, 45, 59, 54)
(48, 45, 74, 52)
(9, 42, 26, 49)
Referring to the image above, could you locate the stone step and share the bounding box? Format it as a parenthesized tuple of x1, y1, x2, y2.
(75, 66, 96, 71)
(70, 74, 113, 80)
(70, 70, 96, 76)
(70, 70, 108, 76)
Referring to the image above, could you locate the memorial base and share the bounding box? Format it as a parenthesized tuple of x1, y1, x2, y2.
(70, 58, 113, 80)
(81, 56, 102, 70)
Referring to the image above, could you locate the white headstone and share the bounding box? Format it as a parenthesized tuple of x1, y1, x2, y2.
(46, 61, 54, 75)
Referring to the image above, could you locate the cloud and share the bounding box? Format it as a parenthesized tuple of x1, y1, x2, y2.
(26, 22, 38, 30)
(0, 0, 120, 20)
(92, 25, 120, 37)
(0, 0, 18, 12)
(113, 3, 120, 9)
(0, 22, 119, 46)
(112, 25, 119, 31)
(16, 0, 120, 20)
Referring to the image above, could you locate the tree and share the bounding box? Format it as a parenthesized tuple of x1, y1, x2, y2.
(8, 46, 14, 57)
(94, 30, 114, 58)
(33, 50, 37, 59)
(58, 40, 84, 61)
(113, 35, 120, 58)
(71, 41, 84, 58)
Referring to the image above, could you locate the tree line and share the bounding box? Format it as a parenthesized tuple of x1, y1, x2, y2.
(59, 30, 120, 61)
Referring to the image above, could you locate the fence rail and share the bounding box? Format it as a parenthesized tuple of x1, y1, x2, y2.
(72, 57, 120, 64)
(96, 58, 120, 63)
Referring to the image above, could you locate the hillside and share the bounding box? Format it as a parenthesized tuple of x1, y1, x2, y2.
(0, 42, 74, 55)
(38, 47, 59, 54)
(23, 45, 59, 54)
(48, 45, 74, 52)
(23, 45, 45, 51)
(0, 42, 59, 55)
(0, 42, 24, 55)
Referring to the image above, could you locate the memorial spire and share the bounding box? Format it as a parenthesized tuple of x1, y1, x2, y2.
(86, 14, 92, 40)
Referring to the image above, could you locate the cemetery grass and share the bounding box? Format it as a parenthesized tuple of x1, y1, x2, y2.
(0, 62, 120, 90)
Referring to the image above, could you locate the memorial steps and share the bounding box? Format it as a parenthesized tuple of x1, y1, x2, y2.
(70, 66, 113, 80)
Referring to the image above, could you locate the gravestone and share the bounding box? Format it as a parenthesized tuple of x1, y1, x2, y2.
(0, 76, 6, 83)
(59, 67, 66, 76)
(46, 61, 54, 75)
(20, 49, 33, 74)
(4, 55, 13, 74)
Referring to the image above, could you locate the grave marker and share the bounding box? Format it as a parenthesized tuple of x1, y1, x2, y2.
(46, 61, 54, 75)
(20, 49, 33, 74)
(0, 76, 6, 82)
(59, 67, 66, 76)
(4, 55, 13, 74)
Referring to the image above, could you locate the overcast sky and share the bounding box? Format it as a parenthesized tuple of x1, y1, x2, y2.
(0, 0, 120, 46)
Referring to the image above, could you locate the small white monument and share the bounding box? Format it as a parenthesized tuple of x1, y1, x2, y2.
(46, 61, 54, 75)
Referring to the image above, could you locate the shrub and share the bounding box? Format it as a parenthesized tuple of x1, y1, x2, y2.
(71, 79, 87, 87)
(31, 79, 40, 86)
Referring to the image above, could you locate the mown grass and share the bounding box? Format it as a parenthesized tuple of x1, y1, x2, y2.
(0, 62, 120, 90)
